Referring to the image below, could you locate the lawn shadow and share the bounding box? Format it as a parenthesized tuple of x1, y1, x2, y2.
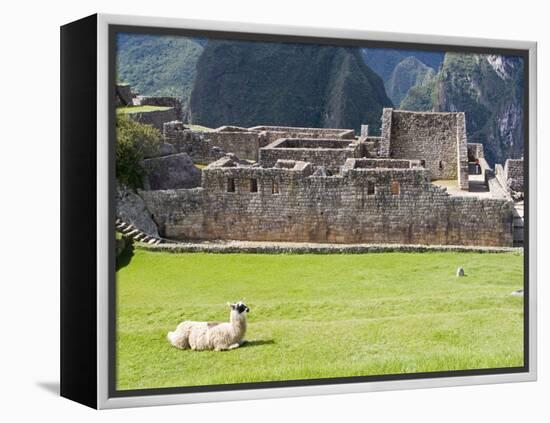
(116, 238, 134, 271)
(242, 339, 275, 348)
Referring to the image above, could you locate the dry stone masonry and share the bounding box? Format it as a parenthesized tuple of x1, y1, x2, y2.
(386, 109, 469, 189)
(113, 86, 523, 247)
(140, 154, 514, 246)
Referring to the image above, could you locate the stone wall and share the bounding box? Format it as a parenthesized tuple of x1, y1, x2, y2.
(164, 121, 226, 164)
(140, 161, 514, 247)
(455, 113, 469, 190)
(467, 143, 485, 161)
(346, 158, 412, 169)
(165, 125, 358, 163)
(259, 138, 361, 170)
(139, 188, 204, 238)
(379, 108, 392, 158)
(364, 136, 382, 157)
(504, 159, 524, 192)
(206, 131, 261, 160)
(116, 84, 133, 107)
(250, 126, 355, 140)
(129, 108, 178, 131)
(140, 96, 182, 118)
(386, 109, 468, 189)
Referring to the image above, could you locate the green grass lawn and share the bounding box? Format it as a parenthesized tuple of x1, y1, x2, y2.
(116, 105, 172, 114)
(116, 250, 524, 391)
(186, 124, 212, 132)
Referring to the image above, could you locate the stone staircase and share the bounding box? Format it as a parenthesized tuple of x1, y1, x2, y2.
(115, 219, 164, 245)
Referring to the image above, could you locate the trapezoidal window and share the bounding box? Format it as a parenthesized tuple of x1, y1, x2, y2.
(250, 178, 258, 193)
(391, 180, 400, 195)
(439, 160, 445, 171)
(227, 177, 235, 193)
(272, 180, 280, 195)
(367, 180, 375, 195)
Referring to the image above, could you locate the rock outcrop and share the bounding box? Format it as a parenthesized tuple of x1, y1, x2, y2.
(142, 152, 201, 190)
(116, 185, 159, 237)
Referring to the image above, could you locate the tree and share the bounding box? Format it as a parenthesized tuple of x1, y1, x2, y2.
(116, 114, 161, 189)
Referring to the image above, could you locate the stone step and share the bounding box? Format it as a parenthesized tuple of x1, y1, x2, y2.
(116, 219, 165, 245)
(135, 233, 148, 241)
(126, 229, 140, 237)
(120, 225, 134, 233)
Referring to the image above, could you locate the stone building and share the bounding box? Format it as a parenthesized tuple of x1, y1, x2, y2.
(115, 83, 183, 130)
(164, 122, 355, 162)
(381, 109, 469, 190)
(132, 109, 523, 247)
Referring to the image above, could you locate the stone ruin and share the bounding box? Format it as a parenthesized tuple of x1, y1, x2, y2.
(115, 83, 182, 130)
(115, 99, 524, 247)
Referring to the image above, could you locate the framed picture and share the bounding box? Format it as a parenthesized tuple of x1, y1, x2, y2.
(60, 13, 537, 409)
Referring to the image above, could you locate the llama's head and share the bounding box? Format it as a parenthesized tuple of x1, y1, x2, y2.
(229, 301, 250, 314)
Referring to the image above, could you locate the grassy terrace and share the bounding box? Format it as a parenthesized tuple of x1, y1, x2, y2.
(186, 124, 212, 132)
(116, 250, 524, 390)
(116, 105, 172, 114)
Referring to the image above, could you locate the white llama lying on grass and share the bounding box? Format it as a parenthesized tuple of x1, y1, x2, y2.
(167, 301, 250, 351)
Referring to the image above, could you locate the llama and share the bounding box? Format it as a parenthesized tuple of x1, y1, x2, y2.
(167, 301, 250, 351)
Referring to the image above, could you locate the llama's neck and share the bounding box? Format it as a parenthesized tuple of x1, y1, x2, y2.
(229, 311, 247, 338)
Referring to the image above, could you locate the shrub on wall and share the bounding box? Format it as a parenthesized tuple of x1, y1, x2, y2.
(116, 114, 161, 189)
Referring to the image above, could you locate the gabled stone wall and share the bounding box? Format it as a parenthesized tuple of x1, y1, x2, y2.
(385, 109, 469, 189)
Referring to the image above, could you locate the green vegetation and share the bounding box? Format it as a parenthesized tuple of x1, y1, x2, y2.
(186, 124, 212, 132)
(399, 52, 524, 164)
(361, 48, 444, 82)
(116, 105, 172, 114)
(117, 250, 524, 390)
(386, 56, 436, 107)
(116, 34, 204, 107)
(188, 41, 392, 134)
(116, 115, 161, 189)
(400, 78, 437, 111)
